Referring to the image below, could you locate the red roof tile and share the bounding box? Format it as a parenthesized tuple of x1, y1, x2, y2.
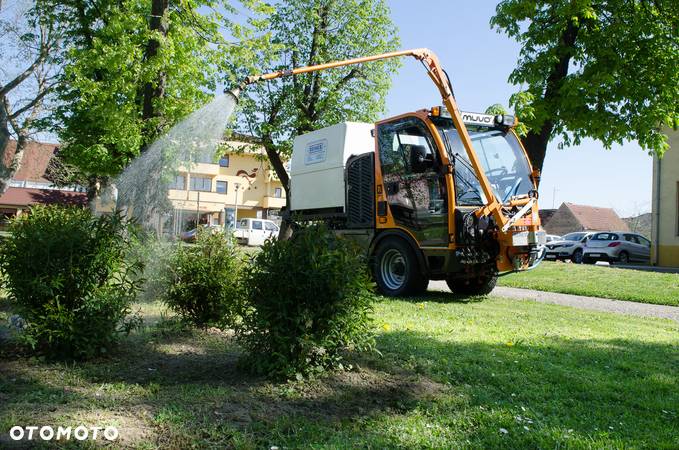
(564, 202, 629, 231)
(0, 187, 87, 208)
(3, 140, 59, 183)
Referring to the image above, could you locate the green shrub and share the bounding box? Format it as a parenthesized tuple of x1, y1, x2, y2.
(161, 229, 243, 329)
(238, 225, 375, 379)
(0, 206, 142, 359)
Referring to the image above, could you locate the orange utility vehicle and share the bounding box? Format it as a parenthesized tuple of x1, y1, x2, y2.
(234, 48, 544, 296)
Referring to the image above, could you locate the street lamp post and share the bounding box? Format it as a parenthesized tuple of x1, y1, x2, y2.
(234, 182, 241, 225)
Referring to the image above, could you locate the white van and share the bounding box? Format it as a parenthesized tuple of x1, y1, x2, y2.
(234, 218, 279, 246)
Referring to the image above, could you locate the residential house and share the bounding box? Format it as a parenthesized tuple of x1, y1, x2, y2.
(542, 202, 629, 236)
(0, 140, 87, 227)
(166, 139, 286, 234)
(651, 128, 679, 267)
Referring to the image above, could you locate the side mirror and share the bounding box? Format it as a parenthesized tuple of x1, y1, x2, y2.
(409, 145, 434, 173)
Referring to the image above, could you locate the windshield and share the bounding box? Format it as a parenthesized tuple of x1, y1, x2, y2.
(563, 232, 586, 241)
(237, 219, 248, 229)
(436, 120, 533, 205)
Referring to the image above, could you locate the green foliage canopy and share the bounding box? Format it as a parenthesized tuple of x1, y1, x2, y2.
(491, 0, 679, 170)
(226, 0, 401, 194)
(45, 0, 234, 179)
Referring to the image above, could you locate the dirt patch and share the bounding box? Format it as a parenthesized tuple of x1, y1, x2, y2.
(213, 366, 448, 427)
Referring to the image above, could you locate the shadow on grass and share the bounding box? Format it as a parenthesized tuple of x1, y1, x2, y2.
(389, 289, 488, 304)
(1, 320, 677, 448)
(369, 330, 678, 447)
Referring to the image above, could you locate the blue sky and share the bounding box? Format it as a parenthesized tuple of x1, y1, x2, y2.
(383, 1, 652, 217)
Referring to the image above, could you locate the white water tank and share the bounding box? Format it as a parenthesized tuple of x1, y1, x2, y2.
(290, 122, 374, 212)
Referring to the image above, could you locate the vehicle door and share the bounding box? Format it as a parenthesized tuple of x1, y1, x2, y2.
(264, 221, 279, 240)
(623, 234, 643, 261)
(377, 117, 448, 247)
(636, 235, 652, 262)
(250, 220, 265, 245)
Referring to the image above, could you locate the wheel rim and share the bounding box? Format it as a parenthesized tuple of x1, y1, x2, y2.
(380, 248, 406, 291)
(573, 250, 582, 263)
(620, 252, 628, 263)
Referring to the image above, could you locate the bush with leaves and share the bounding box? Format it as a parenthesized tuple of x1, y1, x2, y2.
(162, 230, 243, 329)
(238, 225, 375, 379)
(0, 206, 142, 359)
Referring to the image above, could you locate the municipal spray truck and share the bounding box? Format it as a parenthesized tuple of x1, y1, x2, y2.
(234, 48, 545, 296)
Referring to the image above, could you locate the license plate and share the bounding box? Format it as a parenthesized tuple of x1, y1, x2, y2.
(545, 254, 556, 259)
(588, 253, 601, 258)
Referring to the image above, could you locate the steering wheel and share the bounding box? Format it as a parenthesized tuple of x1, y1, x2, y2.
(502, 178, 523, 203)
(486, 168, 508, 179)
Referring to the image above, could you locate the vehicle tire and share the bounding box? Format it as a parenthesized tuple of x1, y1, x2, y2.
(571, 248, 583, 264)
(373, 238, 425, 297)
(618, 251, 629, 264)
(446, 271, 498, 296)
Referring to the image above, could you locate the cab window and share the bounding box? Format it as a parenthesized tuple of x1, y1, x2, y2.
(378, 118, 437, 176)
(252, 220, 263, 230)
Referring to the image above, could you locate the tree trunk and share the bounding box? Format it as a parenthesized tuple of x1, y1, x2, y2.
(261, 138, 293, 240)
(522, 20, 579, 176)
(0, 133, 29, 195)
(0, 98, 11, 175)
(141, 0, 169, 136)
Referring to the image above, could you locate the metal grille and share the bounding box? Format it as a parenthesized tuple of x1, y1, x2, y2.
(345, 153, 374, 228)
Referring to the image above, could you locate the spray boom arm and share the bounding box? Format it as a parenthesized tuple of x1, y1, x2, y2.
(241, 48, 511, 229)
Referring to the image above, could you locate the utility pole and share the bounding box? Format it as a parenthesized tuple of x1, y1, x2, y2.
(552, 187, 559, 209)
(196, 190, 201, 227)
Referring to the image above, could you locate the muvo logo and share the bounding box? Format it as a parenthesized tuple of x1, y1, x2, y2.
(461, 112, 496, 127)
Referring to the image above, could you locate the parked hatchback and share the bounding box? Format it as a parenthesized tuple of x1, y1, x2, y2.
(583, 232, 651, 264)
(544, 232, 593, 263)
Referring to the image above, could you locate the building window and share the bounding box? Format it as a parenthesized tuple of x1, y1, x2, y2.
(190, 176, 212, 192)
(169, 175, 185, 190)
(219, 155, 230, 167)
(273, 187, 282, 198)
(216, 180, 228, 194)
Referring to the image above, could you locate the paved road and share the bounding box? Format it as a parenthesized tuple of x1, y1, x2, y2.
(429, 281, 679, 322)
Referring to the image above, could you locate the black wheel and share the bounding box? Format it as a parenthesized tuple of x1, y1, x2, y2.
(446, 271, 498, 296)
(618, 251, 629, 264)
(571, 248, 583, 264)
(373, 238, 425, 297)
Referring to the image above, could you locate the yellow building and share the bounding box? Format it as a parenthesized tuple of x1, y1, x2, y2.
(167, 140, 286, 234)
(651, 128, 679, 267)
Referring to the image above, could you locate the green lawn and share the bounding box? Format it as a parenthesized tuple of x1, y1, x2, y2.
(1, 295, 677, 448)
(499, 261, 679, 306)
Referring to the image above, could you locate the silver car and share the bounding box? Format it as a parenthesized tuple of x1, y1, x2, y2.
(544, 232, 593, 263)
(582, 232, 651, 264)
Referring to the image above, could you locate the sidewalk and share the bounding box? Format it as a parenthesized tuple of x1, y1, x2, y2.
(429, 281, 679, 322)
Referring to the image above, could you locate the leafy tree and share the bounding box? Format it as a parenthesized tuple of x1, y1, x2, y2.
(227, 0, 400, 237)
(491, 0, 679, 173)
(43, 0, 235, 198)
(0, 0, 62, 193)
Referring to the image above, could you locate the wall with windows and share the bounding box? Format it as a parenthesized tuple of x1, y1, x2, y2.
(166, 142, 287, 230)
(651, 129, 679, 267)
